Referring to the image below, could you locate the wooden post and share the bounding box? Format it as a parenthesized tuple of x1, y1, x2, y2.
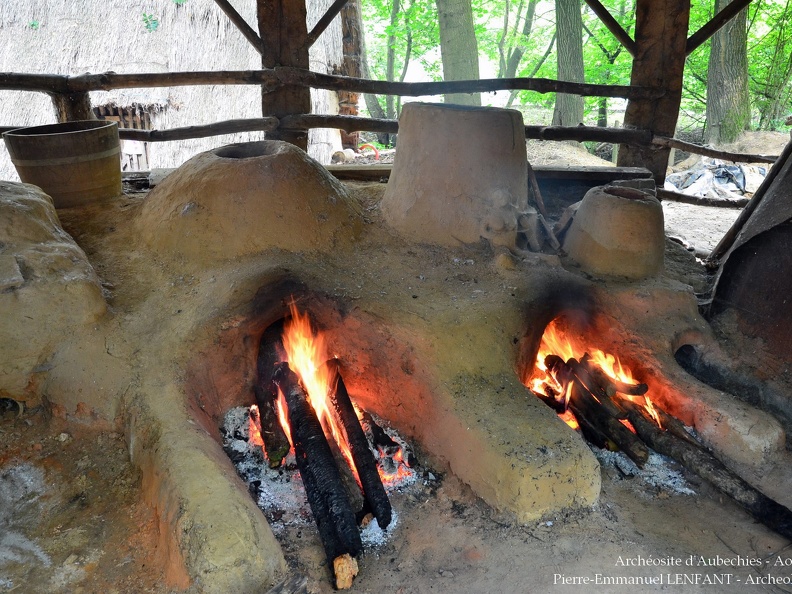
(337, 0, 363, 150)
(257, 0, 311, 150)
(617, 0, 690, 183)
(50, 91, 95, 122)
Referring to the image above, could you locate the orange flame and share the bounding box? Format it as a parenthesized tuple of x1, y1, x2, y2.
(528, 318, 661, 431)
(279, 301, 358, 477)
(275, 392, 293, 447)
(248, 404, 265, 447)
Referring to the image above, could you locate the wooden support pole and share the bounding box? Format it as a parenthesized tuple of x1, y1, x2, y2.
(305, 0, 349, 49)
(582, 0, 636, 57)
(257, 0, 312, 150)
(686, 0, 753, 56)
(49, 91, 95, 122)
(212, 0, 263, 54)
(618, 0, 690, 184)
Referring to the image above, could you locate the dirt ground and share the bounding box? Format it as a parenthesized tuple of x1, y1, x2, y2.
(2, 132, 792, 594)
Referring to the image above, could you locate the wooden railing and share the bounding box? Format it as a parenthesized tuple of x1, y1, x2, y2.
(0, 67, 777, 165)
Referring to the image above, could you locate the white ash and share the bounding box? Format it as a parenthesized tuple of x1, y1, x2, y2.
(593, 447, 696, 496)
(0, 462, 52, 577)
(360, 509, 399, 548)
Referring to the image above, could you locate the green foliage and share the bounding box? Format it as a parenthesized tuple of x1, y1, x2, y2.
(142, 13, 159, 33)
(27, 20, 40, 30)
(173, 0, 188, 4)
(360, 0, 792, 131)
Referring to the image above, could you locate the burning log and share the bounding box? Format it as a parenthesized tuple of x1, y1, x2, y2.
(326, 435, 368, 524)
(579, 354, 649, 398)
(271, 363, 363, 587)
(621, 399, 792, 541)
(255, 320, 291, 468)
(326, 359, 393, 529)
(545, 355, 650, 467)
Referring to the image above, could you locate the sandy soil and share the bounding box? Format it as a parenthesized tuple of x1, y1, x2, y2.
(2, 131, 791, 594)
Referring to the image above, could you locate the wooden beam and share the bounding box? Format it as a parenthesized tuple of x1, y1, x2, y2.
(686, 0, 753, 56)
(582, 0, 636, 57)
(212, 0, 263, 54)
(49, 92, 95, 122)
(305, 0, 349, 49)
(119, 117, 279, 141)
(618, 0, 690, 183)
(0, 70, 662, 100)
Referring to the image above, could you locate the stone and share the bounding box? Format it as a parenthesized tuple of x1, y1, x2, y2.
(562, 184, 664, 280)
(380, 103, 529, 249)
(0, 182, 107, 407)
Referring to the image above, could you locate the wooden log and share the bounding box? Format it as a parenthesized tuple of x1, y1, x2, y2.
(618, 0, 690, 183)
(257, 1, 311, 150)
(119, 117, 279, 142)
(254, 320, 291, 468)
(0, 70, 663, 100)
(212, 0, 263, 54)
(326, 359, 392, 529)
(558, 356, 626, 420)
(582, 0, 636, 56)
(545, 355, 649, 466)
(327, 433, 368, 524)
(621, 399, 792, 541)
(49, 91, 95, 122)
(271, 363, 363, 566)
(359, 409, 399, 452)
(685, 0, 753, 56)
(651, 135, 776, 164)
(305, 0, 349, 48)
(656, 189, 748, 210)
(578, 354, 649, 397)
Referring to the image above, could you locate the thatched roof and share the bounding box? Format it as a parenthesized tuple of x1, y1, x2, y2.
(0, 0, 344, 181)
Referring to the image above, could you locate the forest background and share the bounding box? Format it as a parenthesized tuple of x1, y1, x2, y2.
(361, 0, 792, 148)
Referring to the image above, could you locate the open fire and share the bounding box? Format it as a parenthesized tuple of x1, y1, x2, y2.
(526, 317, 663, 462)
(223, 301, 416, 589)
(525, 317, 792, 542)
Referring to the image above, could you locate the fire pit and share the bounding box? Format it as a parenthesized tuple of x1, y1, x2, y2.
(3, 110, 792, 591)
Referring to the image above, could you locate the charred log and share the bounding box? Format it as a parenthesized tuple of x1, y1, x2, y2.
(326, 359, 393, 529)
(271, 363, 363, 574)
(545, 355, 650, 466)
(327, 434, 368, 524)
(360, 409, 399, 451)
(621, 399, 792, 541)
(255, 320, 291, 468)
(579, 354, 649, 397)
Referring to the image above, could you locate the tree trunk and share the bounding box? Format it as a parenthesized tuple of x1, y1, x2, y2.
(435, 0, 481, 106)
(618, 0, 690, 184)
(257, 0, 311, 150)
(551, 0, 585, 127)
(338, 0, 364, 150)
(706, 0, 750, 145)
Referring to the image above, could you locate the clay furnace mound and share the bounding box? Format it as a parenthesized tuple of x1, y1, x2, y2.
(137, 140, 363, 263)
